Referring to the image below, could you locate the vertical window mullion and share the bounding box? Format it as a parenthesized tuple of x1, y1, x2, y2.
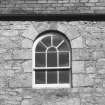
(57, 51, 59, 84)
(69, 51, 70, 68)
(46, 70, 47, 84)
(46, 52, 47, 84)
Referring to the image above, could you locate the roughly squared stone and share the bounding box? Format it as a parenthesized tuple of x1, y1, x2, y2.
(57, 22, 80, 40)
(9, 73, 32, 88)
(0, 29, 18, 36)
(73, 74, 94, 87)
(33, 22, 49, 34)
(23, 60, 32, 72)
(72, 48, 91, 61)
(21, 99, 30, 105)
(22, 38, 33, 48)
(71, 36, 84, 48)
(22, 23, 38, 40)
(86, 66, 95, 73)
(0, 37, 20, 49)
(13, 49, 32, 59)
(0, 78, 8, 90)
(72, 61, 85, 73)
(96, 58, 105, 70)
(92, 50, 105, 60)
(49, 22, 57, 30)
(89, 0, 98, 2)
(10, 21, 31, 30)
(56, 98, 80, 105)
(0, 47, 7, 53)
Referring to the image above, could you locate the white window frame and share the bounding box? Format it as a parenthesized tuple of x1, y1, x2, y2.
(32, 33, 72, 89)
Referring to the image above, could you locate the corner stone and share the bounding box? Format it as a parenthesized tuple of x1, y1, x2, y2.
(23, 60, 32, 73)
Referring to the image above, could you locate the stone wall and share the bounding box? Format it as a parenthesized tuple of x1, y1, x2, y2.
(0, 0, 105, 14)
(0, 21, 105, 105)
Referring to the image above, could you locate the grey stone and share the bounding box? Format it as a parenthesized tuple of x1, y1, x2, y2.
(22, 22, 38, 40)
(71, 36, 84, 48)
(12, 49, 32, 59)
(72, 61, 85, 73)
(22, 38, 33, 48)
(9, 73, 32, 88)
(22, 60, 32, 72)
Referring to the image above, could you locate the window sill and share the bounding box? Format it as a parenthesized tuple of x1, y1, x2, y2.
(32, 84, 71, 89)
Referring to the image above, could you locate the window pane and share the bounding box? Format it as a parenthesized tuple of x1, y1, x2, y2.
(36, 42, 46, 52)
(47, 52, 57, 67)
(53, 35, 63, 47)
(35, 53, 46, 67)
(35, 70, 45, 84)
(48, 47, 56, 52)
(59, 52, 69, 67)
(42, 36, 51, 47)
(58, 41, 69, 51)
(47, 70, 57, 84)
(59, 70, 69, 83)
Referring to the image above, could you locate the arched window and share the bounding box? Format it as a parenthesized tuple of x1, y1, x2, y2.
(32, 30, 72, 88)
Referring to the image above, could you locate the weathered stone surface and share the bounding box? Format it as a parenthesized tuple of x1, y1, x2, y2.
(72, 48, 95, 61)
(71, 36, 84, 48)
(22, 38, 33, 48)
(0, 29, 18, 36)
(9, 73, 32, 88)
(0, 21, 105, 105)
(12, 49, 32, 59)
(0, 77, 8, 90)
(21, 99, 30, 105)
(57, 22, 81, 40)
(32, 22, 49, 34)
(73, 74, 94, 87)
(22, 60, 32, 72)
(22, 22, 38, 40)
(72, 61, 85, 73)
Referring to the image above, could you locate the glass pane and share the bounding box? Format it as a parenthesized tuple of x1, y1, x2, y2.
(53, 35, 63, 47)
(36, 42, 46, 52)
(35, 70, 45, 84)
(47, 52, 57, 67)
(35, 53, 46, 67)
(59, 70, 69, 83)
(58, 41, 69, 51)
(59, 52, 69, 67)
(48, 47, 56, 52)
(42, 36, 51, 47)
(47, 70, 57, 84)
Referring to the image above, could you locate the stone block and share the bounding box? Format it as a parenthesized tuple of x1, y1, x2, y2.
(71, 36, 84, 48)
(9, 73, 32, 88)
(72, 48, 94, 61)
(10, 21, 32, 30)
(73, 74, 94, 87)
(22, 38, 33, 48)
(57, 22, 80, 40)
(0, 29, 18, 36)
(72, 61, 85, 73)
(89, 0, 98, 2)
(85, 61, 96, 73)
(0, 36, 21, 49)
(22, 22, 38, 40)
(12, 49, 32, 60)
(22, 60, 32, 72)
(92, 50, 105, 60)
(32, 22, 49, 35)
(21, 99, 30, 105)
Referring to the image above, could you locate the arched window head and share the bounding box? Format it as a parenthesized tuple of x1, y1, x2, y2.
(32, 30, 72, 88)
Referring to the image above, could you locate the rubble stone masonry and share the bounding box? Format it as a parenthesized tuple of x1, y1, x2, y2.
(0, 21, 105, 105)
